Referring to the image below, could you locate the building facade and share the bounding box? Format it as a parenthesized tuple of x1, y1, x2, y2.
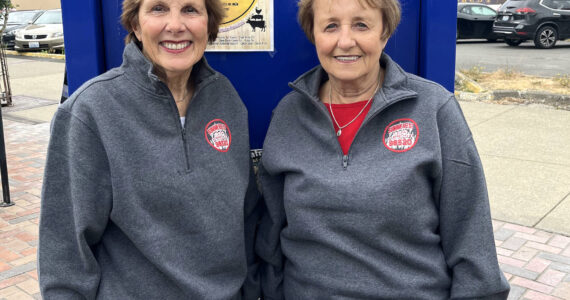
(11, 0, 60, 10)
(458, 0, 506, 4)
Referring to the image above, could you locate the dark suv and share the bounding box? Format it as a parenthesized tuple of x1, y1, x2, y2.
(493, 0, 570, 48)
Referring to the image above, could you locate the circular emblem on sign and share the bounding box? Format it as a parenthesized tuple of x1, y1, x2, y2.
(383, 118, 419, 153)
(221, 0, 257, 26)
(205, 119, 232, 152)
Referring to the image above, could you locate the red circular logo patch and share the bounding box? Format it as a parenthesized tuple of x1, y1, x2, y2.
(383, 118, 419, 153)
(205, 119, 231, 152)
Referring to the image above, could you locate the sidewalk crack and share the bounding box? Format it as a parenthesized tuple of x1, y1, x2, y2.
(533, 191, 570, 228)
(470, 105, 518, 128)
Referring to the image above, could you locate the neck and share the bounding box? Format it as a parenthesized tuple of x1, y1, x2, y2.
(164, 70, 192, 103)
(329, 67, 384, 104)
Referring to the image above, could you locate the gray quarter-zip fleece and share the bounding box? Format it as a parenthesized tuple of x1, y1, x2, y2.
(39, 42, 260, 299)
(257, 53, 509, 299)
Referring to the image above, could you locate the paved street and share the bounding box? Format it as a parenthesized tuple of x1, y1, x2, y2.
(0, 55, 569, 299)
(456, 39, 570, 77)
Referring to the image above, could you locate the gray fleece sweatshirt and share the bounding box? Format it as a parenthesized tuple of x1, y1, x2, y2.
(257, 53, 510, 299)
(39, 42, 260, 299)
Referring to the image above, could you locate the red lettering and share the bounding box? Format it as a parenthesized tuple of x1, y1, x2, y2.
(207, 123, 227, 135)
(215, 141, 229, 148)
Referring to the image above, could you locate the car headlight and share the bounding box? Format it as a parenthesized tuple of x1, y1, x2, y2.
(51, 32, 63, 38)
(15, 31, 23, 39)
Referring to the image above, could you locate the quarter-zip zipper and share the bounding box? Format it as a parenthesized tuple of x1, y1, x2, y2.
(180, 127, 190, 170)
(342, 155, 349, 169)
(163, 86, 191, 171)
(160, 77, 214, 172)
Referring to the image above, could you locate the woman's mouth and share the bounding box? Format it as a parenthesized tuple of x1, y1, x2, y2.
(335, 56, 360, 63)
(161, 41, 191, 52)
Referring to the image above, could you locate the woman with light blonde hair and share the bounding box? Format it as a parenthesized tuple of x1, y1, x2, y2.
(257, 0, 510, 298)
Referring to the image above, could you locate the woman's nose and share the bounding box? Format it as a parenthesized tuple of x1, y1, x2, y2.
(337, 26, 356, 49)
(165, 12, 185, 33)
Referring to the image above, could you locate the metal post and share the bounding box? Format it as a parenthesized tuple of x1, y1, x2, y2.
(0, 43, 11, 207)
(0, 102, 11, 207)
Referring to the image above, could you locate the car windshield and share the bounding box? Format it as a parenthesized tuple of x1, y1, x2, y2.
(6, 11, 39, 24)
(34, 11, 61, 25)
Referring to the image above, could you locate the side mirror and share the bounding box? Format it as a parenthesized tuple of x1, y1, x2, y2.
(28, 21, 33, 24)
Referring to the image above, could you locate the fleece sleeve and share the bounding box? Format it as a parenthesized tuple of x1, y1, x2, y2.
(434, 97, 510, 299)
(255, 161, 286, 300)
(242, 161, 262, 300)
(38, 108, 112, 299)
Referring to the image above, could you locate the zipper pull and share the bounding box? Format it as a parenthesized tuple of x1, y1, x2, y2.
(342, 155, 349, 169)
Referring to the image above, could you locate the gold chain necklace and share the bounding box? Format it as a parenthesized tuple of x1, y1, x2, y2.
(328, 79, 381, 137)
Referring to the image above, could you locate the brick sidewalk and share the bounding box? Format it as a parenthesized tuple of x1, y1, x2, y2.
(0, 120, 48, 300)
(0, 119, 569, 299)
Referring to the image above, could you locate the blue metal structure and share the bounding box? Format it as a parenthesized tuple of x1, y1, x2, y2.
(60, 0, 457, 149)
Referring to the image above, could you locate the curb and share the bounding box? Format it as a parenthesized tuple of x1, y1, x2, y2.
(4, 49, 65, 60)
(455, 90, 570, 110)
(456, 90, 570, 102)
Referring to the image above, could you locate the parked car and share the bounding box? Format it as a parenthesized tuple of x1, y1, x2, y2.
(1, 10, 45, 49)
(14, 9, 64, 52)
(457, 3, 501, 41)
(493, 0, 570, 48)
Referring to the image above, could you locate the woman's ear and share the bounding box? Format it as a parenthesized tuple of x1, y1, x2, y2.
(380, 37, 389, 51)
(132, 21, 141, 41)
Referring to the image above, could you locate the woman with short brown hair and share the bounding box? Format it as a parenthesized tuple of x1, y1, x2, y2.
(257, 0, 510, 298)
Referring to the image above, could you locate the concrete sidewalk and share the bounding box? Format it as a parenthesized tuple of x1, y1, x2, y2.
(463, 101, 570, 236)
(0, 56, 569, 299)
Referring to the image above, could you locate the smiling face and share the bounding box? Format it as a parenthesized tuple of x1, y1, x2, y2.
(133, 0, 209, 80)
(312, 0, 387, 85)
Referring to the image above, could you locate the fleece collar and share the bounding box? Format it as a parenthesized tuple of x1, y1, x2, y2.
(288, 52, 418, 116)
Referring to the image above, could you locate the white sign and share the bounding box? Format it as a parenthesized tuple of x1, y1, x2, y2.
(207, 0, 274, 52)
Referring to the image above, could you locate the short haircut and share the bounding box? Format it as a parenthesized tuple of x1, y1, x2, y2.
(297, 0, 401, 43)
(120, 0, 226, 44)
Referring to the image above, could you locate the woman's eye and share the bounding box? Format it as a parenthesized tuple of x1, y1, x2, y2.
(324, 24, 337, 31)
(151, 5, 166, 12)
(183, 6, 197, 13)
(354, 22, 368, 29)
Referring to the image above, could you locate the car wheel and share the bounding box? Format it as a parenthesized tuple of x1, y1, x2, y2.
(505, 39, 523, 46)
(534, 26, 557, 49)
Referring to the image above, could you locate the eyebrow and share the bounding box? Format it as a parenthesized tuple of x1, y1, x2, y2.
(318, 15, 372, 23)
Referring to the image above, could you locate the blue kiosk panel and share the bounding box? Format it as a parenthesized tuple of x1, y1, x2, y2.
(60, 0, 456, 149)
(60, 0, 106, 94)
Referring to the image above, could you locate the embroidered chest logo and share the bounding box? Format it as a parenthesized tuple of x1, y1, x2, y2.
(205, 119, 231, 152)
(383, 118, 419, 153)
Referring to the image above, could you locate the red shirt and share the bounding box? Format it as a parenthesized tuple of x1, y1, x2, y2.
(325, 100, 372, 155)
